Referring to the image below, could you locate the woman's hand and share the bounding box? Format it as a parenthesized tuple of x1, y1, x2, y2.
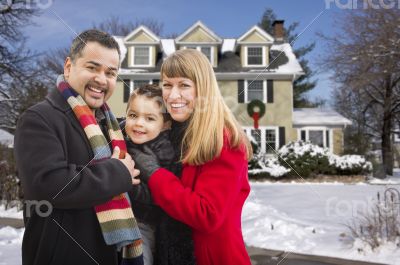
(130, 145, 161, 183)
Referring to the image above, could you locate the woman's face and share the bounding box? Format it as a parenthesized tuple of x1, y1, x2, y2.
(161, 75, 197, 122)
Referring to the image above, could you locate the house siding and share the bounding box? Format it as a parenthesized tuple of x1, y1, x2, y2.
(180, 27, 216, 42)
(126, 32, 155, 42)
(218, 80, 293, 144)
(333, 129, 344, 155)
(108, 81, 127, 118)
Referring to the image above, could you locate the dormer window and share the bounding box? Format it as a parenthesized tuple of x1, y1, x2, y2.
(247, 47, 263, 65)
(245, 46, 265, 66)
(184, 46, 213, 63)
(132, 46, 151, 66)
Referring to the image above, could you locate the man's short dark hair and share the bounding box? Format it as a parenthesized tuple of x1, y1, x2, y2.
(69, 29, 120, 62)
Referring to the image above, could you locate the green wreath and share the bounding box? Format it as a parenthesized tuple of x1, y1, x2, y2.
(247, 99, 266, 118)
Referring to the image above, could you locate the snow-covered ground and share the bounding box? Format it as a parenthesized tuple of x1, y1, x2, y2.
(1, 180, 400, 264)
(0, 205, 23, 219)
(0, 227, 23, 265)
(243, 182, 400, 264)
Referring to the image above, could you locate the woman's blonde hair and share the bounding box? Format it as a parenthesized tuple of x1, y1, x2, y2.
(161, 49, 253, 165)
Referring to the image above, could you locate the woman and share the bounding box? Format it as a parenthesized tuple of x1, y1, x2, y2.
(133, 49, 253, 265)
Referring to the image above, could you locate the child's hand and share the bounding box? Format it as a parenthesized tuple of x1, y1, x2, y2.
(130, 145, 160, 183)
(112, 146, 141, 185)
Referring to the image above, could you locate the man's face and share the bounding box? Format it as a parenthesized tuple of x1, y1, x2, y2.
(64, 42, 119, 110)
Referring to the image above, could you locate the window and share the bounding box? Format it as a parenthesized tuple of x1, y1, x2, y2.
(244, 80, 266, 103)
(251, 129, 261, 148)
(247, 80, 264, 102)
(394, 123, 400, 142)
(201, 47, 212, 62)
(244, 127, 279, 153)
(247, 47, 263, 66)
(309, 130, 324, 147)
(299, 128, 332, 150)
(184, 46, 213, 64)
(265, 129, 276, 154)
(133, 47, 150, 66)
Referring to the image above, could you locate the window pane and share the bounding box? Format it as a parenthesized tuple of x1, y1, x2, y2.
(265, 129, 276, 154)
(201, 47, 212, 62)
(134, 47, 149, 65)
(133, 80, 150, 90)
(248, 47, 263, 65)
(247, 80, 264, 101)
(251, 129, 261, 149)
(309, 130, 324, 147)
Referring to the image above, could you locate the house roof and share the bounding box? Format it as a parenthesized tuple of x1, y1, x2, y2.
(293, 108, 352, 127)
(0, 129, 14, 148)
(160, 39, 176, 56)
(114, 36, 127, 65)
(117, 22, 304, 77)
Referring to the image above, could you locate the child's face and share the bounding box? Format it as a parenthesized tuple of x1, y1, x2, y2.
(125, 95, 167, 144)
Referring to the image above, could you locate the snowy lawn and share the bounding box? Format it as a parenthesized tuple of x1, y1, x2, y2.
(243, 181, 400, 264)
(1, 179, 400, 264)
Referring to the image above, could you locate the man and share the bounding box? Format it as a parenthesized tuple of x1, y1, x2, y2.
(14, 30, 140, 265)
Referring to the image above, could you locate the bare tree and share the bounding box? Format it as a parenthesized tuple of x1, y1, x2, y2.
(320, 8, 400, 177)
(0, 0, 43, 132)
(93, 16, 163, 36)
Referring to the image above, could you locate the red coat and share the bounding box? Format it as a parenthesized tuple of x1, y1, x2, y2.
(148, 141, 251, 265)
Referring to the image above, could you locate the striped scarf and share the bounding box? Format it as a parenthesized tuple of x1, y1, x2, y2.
(57, 75, 143, 265)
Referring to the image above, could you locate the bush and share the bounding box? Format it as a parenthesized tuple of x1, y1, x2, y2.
(248, 140, 372, 179)
(249, 154, 290, 179)
(0, 144, 22, 209)
(345, 188, 400, 251)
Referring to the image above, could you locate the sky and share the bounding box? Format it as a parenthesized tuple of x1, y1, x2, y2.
(22, 0, 350, 104)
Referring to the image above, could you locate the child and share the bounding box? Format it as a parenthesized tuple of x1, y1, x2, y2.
(124, 84, 173, 265)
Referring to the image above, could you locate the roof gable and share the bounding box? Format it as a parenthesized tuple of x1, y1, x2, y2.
(176, 21, 222, 44)
(124, 26, 160, 43)
(238, 25, 274, 44)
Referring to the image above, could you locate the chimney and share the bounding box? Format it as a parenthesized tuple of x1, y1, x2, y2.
(272, 20, 285, 42)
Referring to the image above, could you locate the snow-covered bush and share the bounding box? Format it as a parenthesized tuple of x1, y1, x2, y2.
(278, 141, 333, 178)
(329, 154, 373, 175)
(248, 140, 372, 179)
(249, 154, 290, 179)
(346, 188, 400, 251)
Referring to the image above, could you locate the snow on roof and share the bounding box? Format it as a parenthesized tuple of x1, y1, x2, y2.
(293, 108, 352, 126)
(221, 39, 236, 53)
(270, 43, 303, 74)
(161, 39, 176, 56)
(113, 36, 127, 64)
(0, 129, 13, 148)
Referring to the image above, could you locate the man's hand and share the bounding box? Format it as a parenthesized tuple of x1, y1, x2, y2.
(112, 146, 140, 185)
